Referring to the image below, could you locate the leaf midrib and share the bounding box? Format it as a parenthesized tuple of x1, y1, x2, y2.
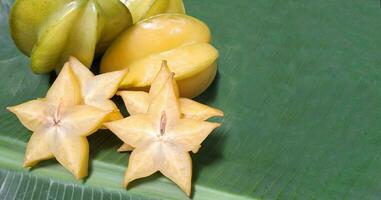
(0, 135, 256, 200)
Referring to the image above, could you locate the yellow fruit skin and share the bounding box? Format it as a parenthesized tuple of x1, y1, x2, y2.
(118, 43, 218, 98)
(120, 0, 155, 24)
(101, 14, 211, 72)
(144, 0, 185, 19)
(178, 61, 217, 97)
(10, 0, 132, 73)
(123, 0, 185, 23)
(9, 0, 72, 55)
(166, 0, 185, 13)
(101, 14, 217, 98)
(143, 0, 170, 19)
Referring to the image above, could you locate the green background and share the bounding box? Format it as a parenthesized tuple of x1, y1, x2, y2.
(1, 0, 381, 199)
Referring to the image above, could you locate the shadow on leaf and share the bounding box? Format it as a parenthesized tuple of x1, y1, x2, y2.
(190, 129, 226, 197)
(29, 159, 59, 171)
(86, 129, 126, 182)
(126, 172, 162, 189)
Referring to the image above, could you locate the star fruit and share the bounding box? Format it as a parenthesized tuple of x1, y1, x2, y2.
(104, 62, 222, 196)
(100, 14, 218, 98)
(10, 0, 184, 73)
(121, 0, 185, 23)
(10, 0, 132, 73)
(69, 57, 127, 122)
(117, 61, 223, 152)
(7, 62, 112, 179)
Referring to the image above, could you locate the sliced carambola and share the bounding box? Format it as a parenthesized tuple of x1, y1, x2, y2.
(105, 68, 221, 196)
(117, 62, 223, 153)
(7, 64, 109, 179)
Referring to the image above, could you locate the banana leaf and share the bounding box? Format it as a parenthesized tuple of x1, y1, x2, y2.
(1, 0, 381, 199)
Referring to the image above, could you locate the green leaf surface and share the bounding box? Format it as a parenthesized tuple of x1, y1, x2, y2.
(1, 0, 381, 199)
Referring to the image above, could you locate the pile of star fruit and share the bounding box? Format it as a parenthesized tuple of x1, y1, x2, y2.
(8, 0, 222, 196)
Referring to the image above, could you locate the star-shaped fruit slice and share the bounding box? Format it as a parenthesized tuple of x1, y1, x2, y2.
(105, 72, 221, 196)
(117, 61, 223, 152)
(7, 63, 109, 179)
(69, 57, 127, 121)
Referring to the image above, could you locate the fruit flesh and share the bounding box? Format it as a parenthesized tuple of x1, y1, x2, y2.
(104, 63, 221, 196)
(7, 63, 109, 179)
(69, 57, 126, 122)
(117, 61, 223, 152)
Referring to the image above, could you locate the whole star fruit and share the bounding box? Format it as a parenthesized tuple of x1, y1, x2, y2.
(100, 13, 218, 98)
(10, 0, 132, 73)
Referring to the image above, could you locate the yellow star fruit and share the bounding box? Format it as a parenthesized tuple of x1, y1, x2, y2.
(117, 61, 223, 153)
(69, 57, 127, 121)
(7, 58, 124, 179)
(100, 14, 218, 98)
(105, 61, 222, 196)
